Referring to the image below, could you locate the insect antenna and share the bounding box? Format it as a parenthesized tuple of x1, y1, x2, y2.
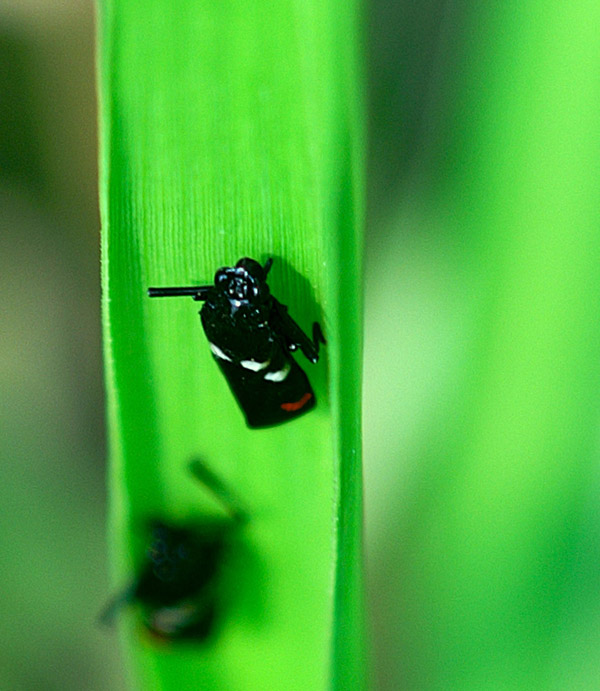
(188, 459, 248, 525)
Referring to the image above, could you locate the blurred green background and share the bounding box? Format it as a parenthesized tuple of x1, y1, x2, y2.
(3, 1, 600, 689)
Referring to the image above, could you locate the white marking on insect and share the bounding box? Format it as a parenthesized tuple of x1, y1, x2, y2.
(210, 343, 232, 361)
(240, 359, 270, 371)
(151, 604, 197, 635)
(264, 363, 291, 382)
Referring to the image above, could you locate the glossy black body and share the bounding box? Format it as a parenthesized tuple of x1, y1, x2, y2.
(136, 521, 227, 640)
(100, 520, 231, 641)
(148, 258, 324, 428)
(100, 461, 245, 642)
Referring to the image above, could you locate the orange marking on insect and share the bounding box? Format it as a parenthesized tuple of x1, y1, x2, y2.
(281, 392, 313, 412)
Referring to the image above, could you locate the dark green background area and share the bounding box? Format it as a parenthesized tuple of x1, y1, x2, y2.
(2, 2, 600, 689)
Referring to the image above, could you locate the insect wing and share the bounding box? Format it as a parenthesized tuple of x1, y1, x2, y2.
(213, 354, 316, 428)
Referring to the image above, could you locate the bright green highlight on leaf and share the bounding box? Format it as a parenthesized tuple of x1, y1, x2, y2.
(98, 0, 363, 689)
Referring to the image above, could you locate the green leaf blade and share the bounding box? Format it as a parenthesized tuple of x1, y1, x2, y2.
(98, 0, 364, 688)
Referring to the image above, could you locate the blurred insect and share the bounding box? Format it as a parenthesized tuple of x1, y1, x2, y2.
(99, 460, 246, 641)
(148, 257, 325, 428)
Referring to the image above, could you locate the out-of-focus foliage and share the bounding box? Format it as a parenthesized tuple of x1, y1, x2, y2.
(365, 3, 600, 689)
(0, 2, 124, 689)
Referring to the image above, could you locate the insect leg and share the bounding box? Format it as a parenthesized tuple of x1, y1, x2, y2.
(98, 582, 137, 627)
(272, 299, 324, 363)
(263, 257, 274, 276)
(312, 322, 326, 351)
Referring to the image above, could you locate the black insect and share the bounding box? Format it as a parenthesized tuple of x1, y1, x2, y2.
(100, 460, 245, 641)
(148, 257, 325, 428)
